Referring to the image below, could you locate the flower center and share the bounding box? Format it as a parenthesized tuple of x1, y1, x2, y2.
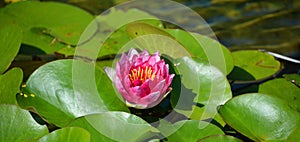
(128, 66, 155, 85)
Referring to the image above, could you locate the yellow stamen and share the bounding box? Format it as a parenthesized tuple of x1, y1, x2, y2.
(140, 68, 144, 80)
(137, 67, 141, 78)
(128, 66, 156, 84)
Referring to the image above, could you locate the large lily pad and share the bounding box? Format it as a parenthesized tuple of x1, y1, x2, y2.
(259, 78, 300, 112)
(228, 50, 281, 81)
(0, 1, 94, 53)
(0, 104, 48, 142)
(171, 57, 232, 122)
(165, 29, 234, 75)
(125, 22, 233, 75)
(158, 120, 224, 141)
(68, 111, 159, 142)
(0, 68, 23, 105)
(0, 25, 22, 74)
(17, 59, 128, 127)
(37, 127, 90, 142)
(218, 93, 300, 141)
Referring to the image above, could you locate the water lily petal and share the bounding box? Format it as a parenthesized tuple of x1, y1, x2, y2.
(104, 67, 116, 82)
(150, 79, 166, 94)
(115, 77, 130, 98)
(139, 92, 160, 107)
(148, 54, 160, 66)
(117, 54, 131, 78)
(128, 48, 139, 61)
(104, 48, 174, 109)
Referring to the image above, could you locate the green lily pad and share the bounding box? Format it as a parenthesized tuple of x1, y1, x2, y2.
(0, 104, 48, 142)
(124, 23, 191, 61)
(158, 120, 224, 141)
(283, 74, 300, 87)
(70, 8, 162, 59)
(37, 127, 90, 142)
(125, 22, 233, 75)
(165, 29, 234, 75)
(95, 60, 114, 70)
(228, 50, 281, 81)
(0, 1, 94, 53)
(96, 8, 162, 58)
(17, 59, 128, 127)
(259, 78, 300, 112)
(172, 57, 232, 122)
(286, 124, 300, 141)
(198, 135, 243, 142)
(0, 68, 23, 105)
(0, 25, 22, 74)
(218, 93, 300, 141)
(55, 47, 77, 58)
(68, 112, 159, 142)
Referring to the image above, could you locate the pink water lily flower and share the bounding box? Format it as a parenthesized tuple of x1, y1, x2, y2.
(105, 48, 174, 109)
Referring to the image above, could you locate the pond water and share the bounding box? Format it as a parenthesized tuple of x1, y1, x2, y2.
(53, 0, 300, 58)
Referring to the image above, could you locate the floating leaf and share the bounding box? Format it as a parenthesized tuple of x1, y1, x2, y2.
(68, 112, 159, 142)
(84, 8, 162, 58)
(37, 127, 90, 142)
(0, 25, 22, 74)
(228, 50, 280, 81)
(0, 1, 94, 53)
(158, 120, 224, 141)
(218, 93, 300, 141)
(17, 59, 128, 127)
(283, 74, 300, 87)
(172, 57, 231, 123)
(61, 8, 163, 58)
(259, 78, 300, 112)
(0, 104, 48, 142)
(0, 68, 23, 105)
(125, 23, 191, 60)
(165, 29, 234, 75)
(198, 135, 243, 142)
(125, 22, 233, 75)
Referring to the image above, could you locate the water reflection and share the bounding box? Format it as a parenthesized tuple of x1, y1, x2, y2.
(179, 0, 300, 58)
